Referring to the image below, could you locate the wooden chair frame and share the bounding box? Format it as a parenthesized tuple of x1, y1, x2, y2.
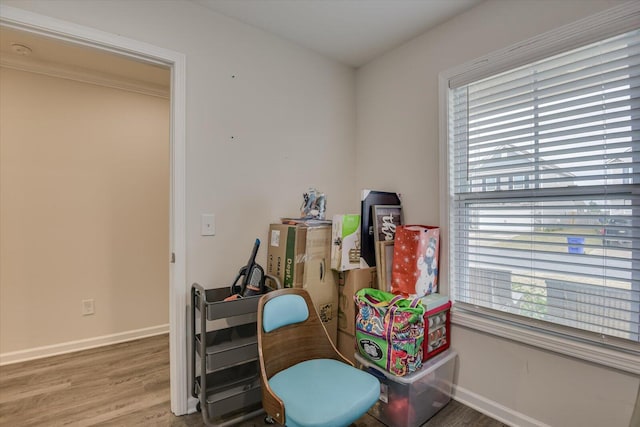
(257, 288, 353, 425)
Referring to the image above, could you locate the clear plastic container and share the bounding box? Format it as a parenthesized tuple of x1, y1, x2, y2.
(355, 349, 457, 427)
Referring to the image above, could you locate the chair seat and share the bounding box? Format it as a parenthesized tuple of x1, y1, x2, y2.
(268, 358, 380, 427)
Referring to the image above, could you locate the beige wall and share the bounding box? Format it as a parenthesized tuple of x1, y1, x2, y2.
(356, 0, 638, 426)
(0, 67, 170, 352)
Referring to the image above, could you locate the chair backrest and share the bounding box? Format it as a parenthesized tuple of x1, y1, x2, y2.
(257, 288, 349, 382)
(261, 293, 309, 333)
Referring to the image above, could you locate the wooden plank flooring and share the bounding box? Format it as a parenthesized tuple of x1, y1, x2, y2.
(0, 335, 507, 426)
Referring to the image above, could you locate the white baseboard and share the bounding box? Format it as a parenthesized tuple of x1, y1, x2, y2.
(453, 385, 551, 427)
(187, 397, 199, 414)
(0, 324, 169, 366)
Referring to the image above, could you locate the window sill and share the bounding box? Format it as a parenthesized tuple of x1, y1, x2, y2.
(451, 308, 640, 375)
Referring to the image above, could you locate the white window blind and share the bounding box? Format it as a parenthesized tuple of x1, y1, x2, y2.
(449, 29, 640, 343)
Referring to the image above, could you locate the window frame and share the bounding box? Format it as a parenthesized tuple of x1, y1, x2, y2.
(438, 2, 640, 375)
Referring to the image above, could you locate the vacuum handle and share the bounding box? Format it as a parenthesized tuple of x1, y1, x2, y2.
(239, 239, 260, 290)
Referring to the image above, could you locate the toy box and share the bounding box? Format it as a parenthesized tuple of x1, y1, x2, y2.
(420, 294, 451, 361)
(355, 349, 457, 427)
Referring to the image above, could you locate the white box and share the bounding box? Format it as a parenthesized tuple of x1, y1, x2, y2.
(355, 349, 457, 427)
(331, 214, 361, 271)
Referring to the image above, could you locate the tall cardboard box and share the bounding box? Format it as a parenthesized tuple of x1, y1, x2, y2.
(338, 267, 377, 336)
(337, 330, 357, 364)
(267, 224, 338, 343)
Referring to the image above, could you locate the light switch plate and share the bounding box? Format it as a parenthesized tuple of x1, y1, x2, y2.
(201, 214, 215, 236)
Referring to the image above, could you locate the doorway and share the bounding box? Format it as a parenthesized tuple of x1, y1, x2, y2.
(0, 5, 187, 415)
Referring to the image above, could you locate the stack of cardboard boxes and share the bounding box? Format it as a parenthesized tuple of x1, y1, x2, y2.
(337, 267, 377, 363)
(330, 214, 383, 363)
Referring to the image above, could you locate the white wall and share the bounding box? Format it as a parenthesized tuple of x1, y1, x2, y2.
(0, 0, 357, 289)
(356, 0, 639, 426)
(0, 67, 170, 353)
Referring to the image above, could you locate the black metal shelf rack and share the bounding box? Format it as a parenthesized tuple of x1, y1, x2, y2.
(190, 283, 267, 426)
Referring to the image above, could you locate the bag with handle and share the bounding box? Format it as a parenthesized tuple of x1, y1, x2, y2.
(391, 225, 440, 297)
(354, 288, 425, 376)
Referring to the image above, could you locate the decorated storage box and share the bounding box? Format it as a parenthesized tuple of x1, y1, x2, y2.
(355, 349, 457, 427)
(421, 294, 451, 361)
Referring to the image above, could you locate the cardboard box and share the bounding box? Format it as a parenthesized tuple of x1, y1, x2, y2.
(337, 330, 357, 364)
(267, 224, 338, 343)
(331, 214, 361, 271)
(338, 267, 377, 336)
(356, 349, 457, 427)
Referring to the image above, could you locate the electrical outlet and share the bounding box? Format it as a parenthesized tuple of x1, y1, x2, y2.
(82, 299, 95, 316)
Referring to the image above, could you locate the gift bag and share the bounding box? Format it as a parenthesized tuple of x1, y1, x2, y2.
(354, 288, 425, 376)
(391, 225, 440, 297)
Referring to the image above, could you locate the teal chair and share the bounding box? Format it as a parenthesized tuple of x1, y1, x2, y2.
(257, 288, 380, 427)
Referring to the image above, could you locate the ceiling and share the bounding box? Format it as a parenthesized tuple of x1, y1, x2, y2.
(0, 0, 482, 85)
(195, 0, 482, 67)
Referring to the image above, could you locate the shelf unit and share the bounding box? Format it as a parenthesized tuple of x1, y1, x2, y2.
(190, 283, 265, 427)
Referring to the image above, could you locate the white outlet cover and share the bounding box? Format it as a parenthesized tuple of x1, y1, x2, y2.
(82, 299, 95, 315)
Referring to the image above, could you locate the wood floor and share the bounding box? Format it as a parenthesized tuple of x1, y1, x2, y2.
(0, 335, 507, 426)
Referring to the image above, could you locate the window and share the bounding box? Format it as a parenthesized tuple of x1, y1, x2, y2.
(484, 177, 497, 191)
(444, 20, 639, 358)
(512, 175, 525, 190)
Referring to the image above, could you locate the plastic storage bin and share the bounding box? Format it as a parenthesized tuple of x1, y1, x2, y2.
(420, 294, 451, 361)
(355, 349, 457, 427)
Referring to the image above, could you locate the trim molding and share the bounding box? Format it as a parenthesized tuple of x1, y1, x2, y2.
(187, 397, 199, 415)
(0, 324, 169, 366)
(1, 54, 169, 98)
(453, 385, 551, 427)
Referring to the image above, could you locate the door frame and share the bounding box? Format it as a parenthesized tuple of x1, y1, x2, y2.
(0, 5, 188, 415)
